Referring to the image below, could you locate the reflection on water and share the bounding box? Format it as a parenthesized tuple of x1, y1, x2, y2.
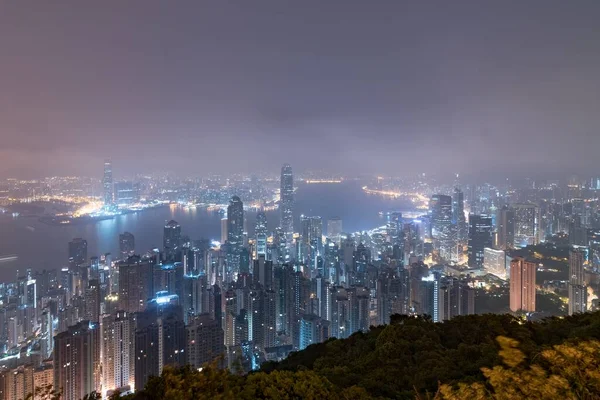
(0, 182, 416, 281)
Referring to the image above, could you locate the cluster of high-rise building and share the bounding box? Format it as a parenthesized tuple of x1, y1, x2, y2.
(0, 170, 599, 399)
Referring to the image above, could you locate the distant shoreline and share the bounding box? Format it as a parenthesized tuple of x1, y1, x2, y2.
(38, 204, 168, 226)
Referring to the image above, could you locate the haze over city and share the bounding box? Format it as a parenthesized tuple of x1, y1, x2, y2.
(1, 1, 600, 179)
(1, 2, 600, 400)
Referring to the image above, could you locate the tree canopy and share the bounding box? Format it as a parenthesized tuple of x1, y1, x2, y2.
(125, 311, 600, 400)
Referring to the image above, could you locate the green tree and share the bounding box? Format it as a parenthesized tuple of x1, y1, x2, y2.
(436, 336, 600, 400)
(82, 391, 101, 400)
(25, 384, 61, 400)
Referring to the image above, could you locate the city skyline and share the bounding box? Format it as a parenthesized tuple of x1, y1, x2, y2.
(1, 2, 600, 179)
(0, 160, 599, 399)
(1, 2, 600, 398)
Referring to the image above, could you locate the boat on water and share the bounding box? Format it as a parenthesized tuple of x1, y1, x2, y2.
(0, 255, 18, 263)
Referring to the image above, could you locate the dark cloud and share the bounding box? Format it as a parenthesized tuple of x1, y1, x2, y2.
(0, 1, 599, 179)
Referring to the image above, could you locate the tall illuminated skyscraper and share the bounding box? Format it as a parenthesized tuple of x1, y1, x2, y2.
(327, 217, 343, 245)
(119, 232, 135, 258)
(513, 204, 538, 247)
(568, 248, 586, 315)
(452, 188, 466, 244)
(509, 257, 537, 312)
(68, 238, 88, 270)
(280, 164, 294, 242)
(255, 212, 268, 258)
(301, 215, 323, 269)
(103, 159, 113, 207)
(163, 220, 182, 261)
(430, 195, 453, 262)
(101, 311, 135, 396)
(467, 214, 493, 268)
(227, 196, 244, 274)
(496, 205, 515, 250)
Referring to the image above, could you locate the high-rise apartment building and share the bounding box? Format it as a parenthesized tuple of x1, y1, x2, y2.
(135, 303, 186, 390)
(509, 257, 537, 312)
(299, 314, 329, 350)
(186, 314, 225, 369)
(118, 256, 154, 313)
(101, 311, 135, 396)
(54, 321, 101, 400)
(438, 277, 475, 321)
(568, 248, 587, 315)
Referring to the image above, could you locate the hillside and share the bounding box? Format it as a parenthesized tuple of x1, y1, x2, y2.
(127, 312, 600, 400)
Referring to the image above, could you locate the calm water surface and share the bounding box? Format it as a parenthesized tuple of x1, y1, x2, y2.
(0, 182, 415, 281)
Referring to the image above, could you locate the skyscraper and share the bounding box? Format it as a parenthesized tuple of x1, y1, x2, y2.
(101, 311, 135, 396)
(253, 255, 273, 289)
(54, 321, 101, 400)
(438, 277, 475, 321)
(135, 303, 186, 390)
(467, 214, 493, 268)
(483, 248, 506, 278)
(84, 280, 101, 323)
(509, 257, 537, 312)
(568, 248, 586, 315)
(429, 195, 454, 262)
(513, 204, 538, 247)
(68, 238, 88, 270)
(301, 215, 323, 270)
(227, 196, 244, 275)
(163, 220, 182, 261)
(254, 212, 268, 258)
(119, 232, 135, 258)
(221, 217, 228, 244)
(496, 205, 515, 250)
(118, 256, 154, 313)
(280, 164, 294, 242)
(224, 290, 237, 348)
(103, 159, 113, 207)
(114, 181, 137, 206)
(386, 212, 404, 261)
(299, 314, 329, 350)
(327, 217, 343, 245)
(452, 188, 467, 244)
(186, 314, 225, 369)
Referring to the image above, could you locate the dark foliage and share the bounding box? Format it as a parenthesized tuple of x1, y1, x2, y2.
(125, 312, 600, 400)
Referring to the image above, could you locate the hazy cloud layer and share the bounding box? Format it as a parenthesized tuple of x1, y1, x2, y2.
(1, 1, 599, 179)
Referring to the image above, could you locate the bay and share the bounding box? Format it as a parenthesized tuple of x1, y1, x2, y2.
(0, 181, 414, 281)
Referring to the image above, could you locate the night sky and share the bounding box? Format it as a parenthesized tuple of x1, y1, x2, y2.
(1, 1, 599, 179)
